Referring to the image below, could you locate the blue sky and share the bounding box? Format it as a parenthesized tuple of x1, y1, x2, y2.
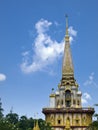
(0, 0, 98, 119)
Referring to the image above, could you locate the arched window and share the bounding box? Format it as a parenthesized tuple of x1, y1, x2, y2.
(76, 115, 79, 124)
(73, 99, 76, 105)
(57, 100, 60, 108)
(77, 100, 80, 106)
(57, 115, 61, 125)
(65, 90, 71, 107)
(61, 99, 63, 105)
(58, 119, 61, 124)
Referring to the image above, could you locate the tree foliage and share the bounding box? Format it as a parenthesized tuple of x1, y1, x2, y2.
(0, 119, 19, 130)
(86, 121, 98, 130)
(0, 98, 53, 130)
(6, 112, 19, 124)
(0, 98, 4, 119)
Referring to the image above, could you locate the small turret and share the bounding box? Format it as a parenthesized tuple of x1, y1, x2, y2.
(33, 120, 40, 130)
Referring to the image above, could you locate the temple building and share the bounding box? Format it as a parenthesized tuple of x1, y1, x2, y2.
(42, 17, 95, 130)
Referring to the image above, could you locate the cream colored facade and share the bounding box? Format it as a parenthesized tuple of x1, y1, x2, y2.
(42, 17, 94, 130)
(44, 111, 93, 130)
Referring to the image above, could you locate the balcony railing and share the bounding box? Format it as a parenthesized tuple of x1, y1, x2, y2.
(42, 107, 94, 114)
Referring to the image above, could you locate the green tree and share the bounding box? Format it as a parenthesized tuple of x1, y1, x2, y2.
(86, 121, 98, 130)
(17, 115, 29, 130)
(0, 98, 4, 119)
(39, 119, 53, 130)
(94, 113, 98, 121)
(0, 119, 18, 130)
(0, 99, 53, 130)
(27, 117, 34, 129)
(6, 111, 19, 124)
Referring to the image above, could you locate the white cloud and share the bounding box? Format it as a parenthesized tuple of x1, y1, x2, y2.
(21, 19, 77, 74)
(82, 92, 91, 104)
(82, 98, 88, 104)
(0, 73, 6, 81)
(68, 26, 77, 36)
(68, 26, 77, 43)
(22, 51, 30, 56)
(84, 72, 98, 87)
(35, 19, 52, 34)
(83, 93, 91, 100)
(54, 21, 60, 26)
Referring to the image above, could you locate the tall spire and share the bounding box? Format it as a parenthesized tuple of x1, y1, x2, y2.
(61, 16, 75, 86)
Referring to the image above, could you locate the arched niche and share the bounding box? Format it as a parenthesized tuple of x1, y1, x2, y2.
(65, 90, 71, 107)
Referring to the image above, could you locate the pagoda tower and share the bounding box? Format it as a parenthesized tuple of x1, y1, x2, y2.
(42, 17, 94, 130)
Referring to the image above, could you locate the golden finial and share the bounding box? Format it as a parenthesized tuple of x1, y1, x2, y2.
(65, 14, 69, 42)
(65, 14, 69, 36)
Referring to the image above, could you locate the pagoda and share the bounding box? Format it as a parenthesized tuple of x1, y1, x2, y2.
(42, 17, 94, 130)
